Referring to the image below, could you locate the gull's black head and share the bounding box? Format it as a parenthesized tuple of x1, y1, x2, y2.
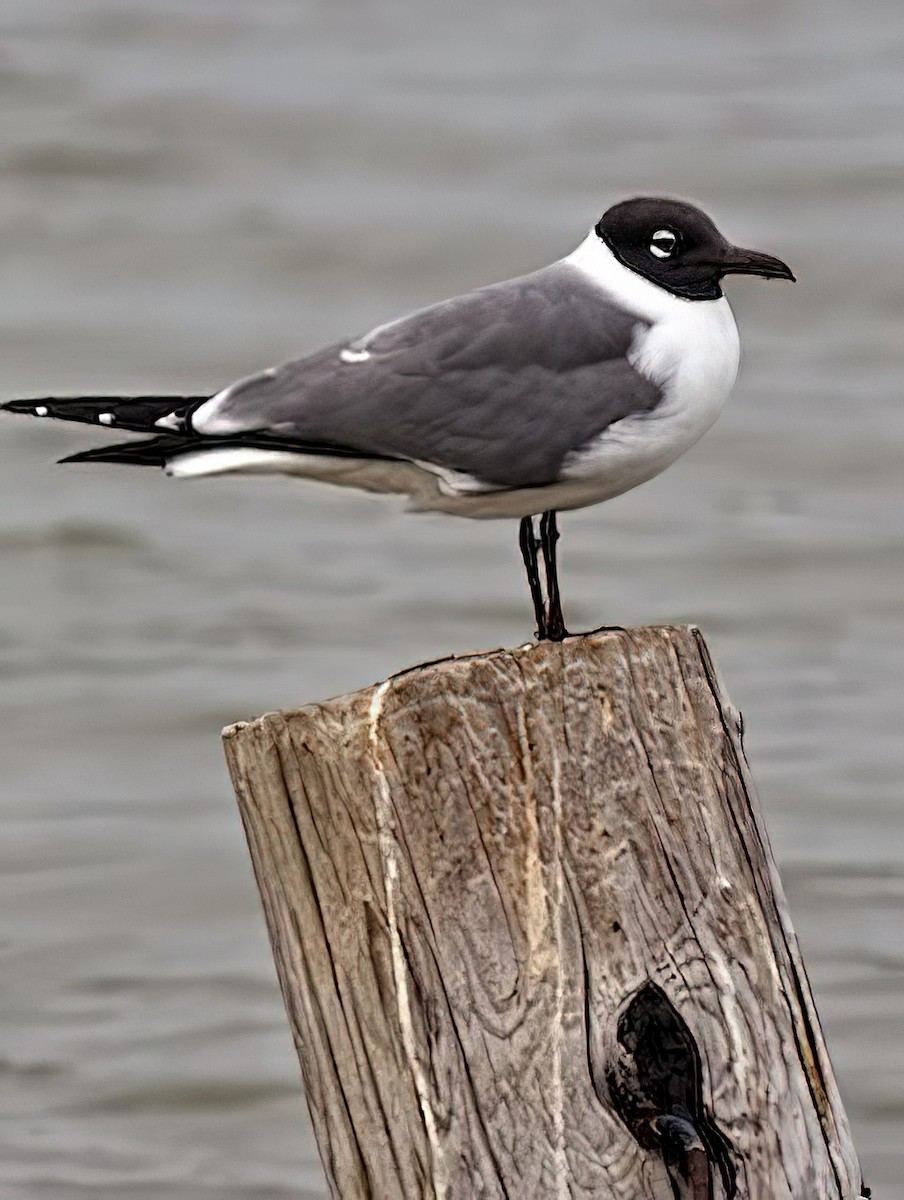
(596, 197, 795, 301)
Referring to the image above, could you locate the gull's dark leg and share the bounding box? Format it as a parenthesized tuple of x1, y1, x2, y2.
(540, 510, 569, 641)
(519, 515, 547, 640)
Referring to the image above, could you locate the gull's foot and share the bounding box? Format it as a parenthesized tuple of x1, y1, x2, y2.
(542, 607, 569, 642)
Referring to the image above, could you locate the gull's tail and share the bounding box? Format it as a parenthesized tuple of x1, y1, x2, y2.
(1, 395, 209, 435)
(2, 393, 394, 475)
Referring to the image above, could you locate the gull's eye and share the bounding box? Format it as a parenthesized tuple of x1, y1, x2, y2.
(649, 229, 679, 259)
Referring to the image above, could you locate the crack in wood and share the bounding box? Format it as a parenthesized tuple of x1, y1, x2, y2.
(369, 679, 448, 1198)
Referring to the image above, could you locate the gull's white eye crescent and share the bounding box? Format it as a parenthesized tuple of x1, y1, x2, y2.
(649, 229, 679, 259)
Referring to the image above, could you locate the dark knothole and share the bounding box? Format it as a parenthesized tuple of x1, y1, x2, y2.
(605, 981, 737, 1200)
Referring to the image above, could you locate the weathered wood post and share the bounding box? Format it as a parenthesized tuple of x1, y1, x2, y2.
(223, 626, 866, 1199)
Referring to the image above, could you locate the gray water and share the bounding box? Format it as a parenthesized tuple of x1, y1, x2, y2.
(0, 0, 902, 1195)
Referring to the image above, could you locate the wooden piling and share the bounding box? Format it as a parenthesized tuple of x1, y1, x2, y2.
(223, 626, 865, 1199)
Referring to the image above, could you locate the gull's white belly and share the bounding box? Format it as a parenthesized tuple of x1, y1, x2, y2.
(558, 301, 740, 496)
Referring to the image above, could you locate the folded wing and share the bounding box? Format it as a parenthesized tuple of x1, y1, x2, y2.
(193, 263, 661, 489)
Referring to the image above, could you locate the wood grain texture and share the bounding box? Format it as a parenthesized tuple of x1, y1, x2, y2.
(223, 626, 864, 1200)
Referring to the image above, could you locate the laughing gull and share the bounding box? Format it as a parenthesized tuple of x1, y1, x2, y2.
(3, 197, 794, 639)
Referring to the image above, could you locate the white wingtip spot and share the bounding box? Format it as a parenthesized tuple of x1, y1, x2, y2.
(340, 347, 371, 364)
(98, 412, 115, 425)
(34, 405, 49, 417)
(155, 412, 183, 431)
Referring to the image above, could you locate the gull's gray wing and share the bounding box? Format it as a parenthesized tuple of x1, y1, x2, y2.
(194, 262, 661, 488)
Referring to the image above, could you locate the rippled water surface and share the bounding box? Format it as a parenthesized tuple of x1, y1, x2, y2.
(1, 1, 903, 1195)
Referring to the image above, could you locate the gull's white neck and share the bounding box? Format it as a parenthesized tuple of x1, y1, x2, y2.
(563, 230, 712, 323)
(562, 228, 740, 390)
(560, 228, 742, 492)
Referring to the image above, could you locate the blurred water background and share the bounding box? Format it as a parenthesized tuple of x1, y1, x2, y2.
(0, 0, 902, 1195)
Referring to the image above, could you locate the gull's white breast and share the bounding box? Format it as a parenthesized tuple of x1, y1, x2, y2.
(558, 234, 741, 503)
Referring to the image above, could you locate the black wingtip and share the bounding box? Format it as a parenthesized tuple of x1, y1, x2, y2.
(58, 448, 119, 465)
(2, 395, 211, 432)
(58, 436, 178, 467)
(3, 399, 52, 415)
(56, 432, 403, 470)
